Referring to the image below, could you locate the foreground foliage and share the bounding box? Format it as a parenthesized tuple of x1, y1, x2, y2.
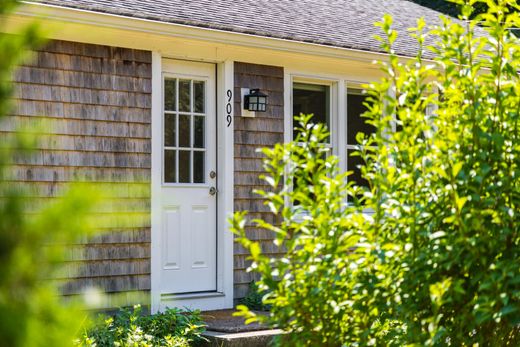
(233, 0, 520, 345)
(239, 281, 271, 311)
(78, 305, 206, 347)
(0, 1, 103, 346)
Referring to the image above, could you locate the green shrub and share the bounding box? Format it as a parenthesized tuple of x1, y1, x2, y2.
(0, 2, 105, 347)
(77, 305, 206, 347)
(233, 0, 520, 345)
(233, 114, 371, 345)
(239, 281, 271, 311)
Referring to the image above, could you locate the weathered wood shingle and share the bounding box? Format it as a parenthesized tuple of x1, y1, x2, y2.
(2, 40, 152, 304)
(233, 62, 284, 300)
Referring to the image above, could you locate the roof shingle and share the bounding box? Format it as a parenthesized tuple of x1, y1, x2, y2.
(37, 0, 452, 57)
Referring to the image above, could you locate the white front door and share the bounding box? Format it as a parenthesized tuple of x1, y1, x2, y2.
(159, 60, 217, 294)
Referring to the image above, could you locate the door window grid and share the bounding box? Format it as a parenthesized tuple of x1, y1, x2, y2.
(163, 77, 207, 184)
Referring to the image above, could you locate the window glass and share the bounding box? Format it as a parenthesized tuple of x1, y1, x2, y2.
(164, 150, 176, 183)
(193, 81, 205, 113)
(178, 150, 191, 183)
(193, 116, 205, 148)
(347, 149, 369, 190)
(164, 78, 177, 111)
(163, 77, 206, 184)
(179, 79, 191, 112)
(178, 114, 191, 148)
(293, 82, 330, 141)
(347, 89, 374, 145)
(347, 88, 372, 194)
(164, 114, 176, 147)
(193, 151, 205, 183)
(292, 82, 332, 206)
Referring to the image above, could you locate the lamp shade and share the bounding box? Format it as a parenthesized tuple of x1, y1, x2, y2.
(244, 89, 268, 112)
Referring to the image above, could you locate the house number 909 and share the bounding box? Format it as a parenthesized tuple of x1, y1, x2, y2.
(226, 89, 232, 127)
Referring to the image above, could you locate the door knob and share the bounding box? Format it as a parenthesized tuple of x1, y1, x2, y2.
(209, 186, 218, 195)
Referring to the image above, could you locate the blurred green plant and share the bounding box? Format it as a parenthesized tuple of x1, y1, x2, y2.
(77, 305, 206, 347)
(238, 281, 271, 311)
(0, 1, 102, 346)
(233, 114, 368, 345)
(233, 0, 520, 345)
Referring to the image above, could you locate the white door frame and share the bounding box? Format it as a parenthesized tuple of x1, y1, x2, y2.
(151, 53, 234, 312)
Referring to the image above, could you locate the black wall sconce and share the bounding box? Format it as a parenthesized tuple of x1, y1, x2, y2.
(244, 89, 268, 112)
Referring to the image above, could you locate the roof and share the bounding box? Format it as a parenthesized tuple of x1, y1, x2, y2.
(36, 0, 451, 57)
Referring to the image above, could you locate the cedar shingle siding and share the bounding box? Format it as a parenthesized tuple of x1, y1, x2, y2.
(233, 62, 284, 299)
(5, 42, 287, 302)
(6, 40, 152, 299)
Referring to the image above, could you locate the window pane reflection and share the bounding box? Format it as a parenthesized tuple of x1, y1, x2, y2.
(178, 150, 191, 183)
(179, 79, 191, 112)
(347, 90, 374, 145)
(293, 82, 330, 141)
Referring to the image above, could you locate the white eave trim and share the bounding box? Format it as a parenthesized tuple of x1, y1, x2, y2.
(16, 1, 404, 63)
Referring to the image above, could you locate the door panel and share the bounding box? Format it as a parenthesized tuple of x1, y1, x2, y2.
(163, 207, 181, 270)
(159, 60, 217, 294)
(191, 206, 210, 268)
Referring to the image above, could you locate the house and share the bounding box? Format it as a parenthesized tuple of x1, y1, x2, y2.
(3, 0, 447, 312)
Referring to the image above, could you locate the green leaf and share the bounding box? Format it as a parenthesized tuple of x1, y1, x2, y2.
(250, 242, 261, 259)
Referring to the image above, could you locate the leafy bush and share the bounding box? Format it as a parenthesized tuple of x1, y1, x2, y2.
(0, 2, 105, 347)
(77, 305, 206, 347)
(233, 114, 368, 345)
(239, 281, 271, 311)
(233, 0, 520, 345)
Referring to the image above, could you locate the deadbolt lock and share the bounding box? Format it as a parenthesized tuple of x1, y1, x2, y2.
(210, 171, 217, 179)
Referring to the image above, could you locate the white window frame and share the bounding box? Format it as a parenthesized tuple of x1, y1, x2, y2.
(283, 74, 378, 210)
(286, 75, 340, 158)
(283, 74, 340, 212)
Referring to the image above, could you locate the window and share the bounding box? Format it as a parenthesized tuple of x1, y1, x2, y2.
(292, 82, 331, 147)
(291, 81, 333, 206)
(293, 82, 330, 135)
(163, 77, 207, 184)
(346, 88, 375, 189)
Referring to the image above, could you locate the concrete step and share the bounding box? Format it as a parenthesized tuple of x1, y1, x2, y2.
(201, 309, 269, 333)
(199, 309, 283, 346)
(201, 329, 283, 347)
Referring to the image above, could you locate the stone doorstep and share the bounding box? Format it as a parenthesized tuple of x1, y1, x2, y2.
(201, 329, 284, 347)
(201, 309, 270, 333)
(200, 309, 282, 347)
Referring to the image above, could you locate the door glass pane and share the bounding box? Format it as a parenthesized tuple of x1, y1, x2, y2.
(193, 151, 205, 183)
(164, 78, 176, 111)
(163, 75, 209, 185)
(347, 90, 374, 145)
(164, 149, 176, 183)
(194, 116, 205, 148)
(179, 150, 191, 183)
(179, 79, 191, 112)
(194, 81, 205, 113)
(164, 113, 176, 147)
(293, 82, 330, 141)
(179, 114, 191, 148)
